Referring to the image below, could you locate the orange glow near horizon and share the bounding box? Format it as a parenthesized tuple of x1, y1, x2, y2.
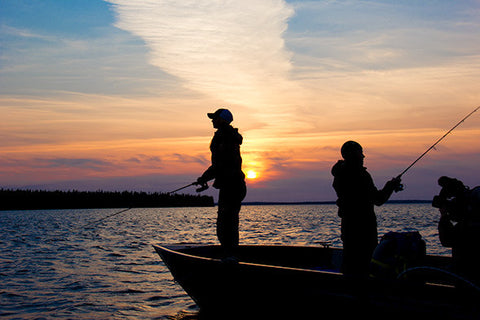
(2, 125, 479, 185)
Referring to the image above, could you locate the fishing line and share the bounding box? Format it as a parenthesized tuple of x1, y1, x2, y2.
(84, 207, 132, 228)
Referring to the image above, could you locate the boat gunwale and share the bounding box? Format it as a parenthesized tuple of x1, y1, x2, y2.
(154, 243, 459, 290)
(153, 243, 344, 276)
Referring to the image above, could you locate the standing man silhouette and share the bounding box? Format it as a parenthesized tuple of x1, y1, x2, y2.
(331, 141, 402, 276)
(196, 108, 247, 258)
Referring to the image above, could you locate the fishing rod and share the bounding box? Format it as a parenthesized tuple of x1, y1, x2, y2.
(397, 105, 480, 179)
(167, 183, 195, 194)
(84, 182, 209, 228)
(167, 182, 209, 194)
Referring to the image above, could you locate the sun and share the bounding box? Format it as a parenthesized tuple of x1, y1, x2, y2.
(246, 170, 258, 180)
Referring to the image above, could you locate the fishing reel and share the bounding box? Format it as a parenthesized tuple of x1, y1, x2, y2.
(394, 183, 404, 193)
(390, 175, 404, 193)
(195, 182, 209, 193)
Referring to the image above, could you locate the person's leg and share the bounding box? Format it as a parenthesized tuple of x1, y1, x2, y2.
(216, 183, 246, 255)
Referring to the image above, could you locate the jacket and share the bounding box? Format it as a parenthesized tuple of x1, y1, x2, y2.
(331, 160, 394, 221)
(199, 124, 245, 189)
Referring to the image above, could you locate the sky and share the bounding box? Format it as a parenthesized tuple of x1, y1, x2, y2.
(1, 0, 480, 202)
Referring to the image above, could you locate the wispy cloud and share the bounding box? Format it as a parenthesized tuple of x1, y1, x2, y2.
(33, 158, 112, 171)
(172, 153, 209, 166)
(290, 1, 480, 76)
(0, 25, 54, 41)
(107, 0, 295, 106)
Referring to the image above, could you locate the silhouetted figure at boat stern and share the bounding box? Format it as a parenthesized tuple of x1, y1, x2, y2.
(434, 176, 480, 286)
(331, 141, 402, 277)
(195, 108, 247, 258)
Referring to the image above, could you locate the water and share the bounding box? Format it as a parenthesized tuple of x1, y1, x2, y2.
(0, 204, 448, 319)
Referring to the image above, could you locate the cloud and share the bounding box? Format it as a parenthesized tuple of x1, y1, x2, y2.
(172, 153, 209, 166)
(127, 155, 162, 164)
(33, 158, 112, 171)
(288, 1, 480, 72)
(0, 24, 180, 97)
(0, 25, 54, 41)
(107, 0, 295, 106)
(0, 157, 110, 170)
(105, 0, 480, 135)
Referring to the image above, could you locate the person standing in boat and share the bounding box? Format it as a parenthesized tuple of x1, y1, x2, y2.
(195, 108, 247, 257)
(331, 141, 402, 277)
(434, 176, 480, 285)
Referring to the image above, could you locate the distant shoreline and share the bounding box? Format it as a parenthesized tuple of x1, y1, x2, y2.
(0, 189, 214, 211)
(0, 188, 432, 210)
(242, 200, 432, 206)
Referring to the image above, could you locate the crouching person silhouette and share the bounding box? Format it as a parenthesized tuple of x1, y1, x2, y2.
(434, 176, 480, 286)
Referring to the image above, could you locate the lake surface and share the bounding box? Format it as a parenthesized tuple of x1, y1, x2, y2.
(0, 204, 448, 319)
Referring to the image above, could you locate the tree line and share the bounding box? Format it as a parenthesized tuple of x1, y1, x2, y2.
(0, 189, 214, 210)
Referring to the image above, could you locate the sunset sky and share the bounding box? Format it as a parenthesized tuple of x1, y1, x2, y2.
(1, 0, 480, 202)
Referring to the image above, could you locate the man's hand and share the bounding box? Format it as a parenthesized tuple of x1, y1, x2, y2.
(385, 176, 403, 193)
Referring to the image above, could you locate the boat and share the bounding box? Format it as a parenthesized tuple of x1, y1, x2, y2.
(153, 244, 480, 319)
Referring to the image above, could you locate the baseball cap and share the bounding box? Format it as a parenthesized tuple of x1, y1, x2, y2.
(207, 108, 233, 123)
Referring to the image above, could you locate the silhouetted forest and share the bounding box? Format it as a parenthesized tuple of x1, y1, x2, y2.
(0, 189, 214, 210)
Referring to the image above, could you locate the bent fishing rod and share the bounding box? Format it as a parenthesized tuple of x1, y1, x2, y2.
(397, 105, 480, 179)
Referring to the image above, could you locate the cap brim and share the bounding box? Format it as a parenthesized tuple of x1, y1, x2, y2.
(207, 112, 216, 119)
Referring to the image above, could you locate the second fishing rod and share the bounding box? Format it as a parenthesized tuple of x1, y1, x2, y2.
(393, 106, 479, 191)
